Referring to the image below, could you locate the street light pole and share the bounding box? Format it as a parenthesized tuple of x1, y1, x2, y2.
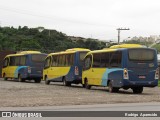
(117, 28, 130, 44)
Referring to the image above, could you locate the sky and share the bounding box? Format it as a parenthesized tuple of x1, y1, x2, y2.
(0, 0, 160, 41)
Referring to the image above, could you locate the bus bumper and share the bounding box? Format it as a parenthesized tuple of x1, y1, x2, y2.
(122, 79, 158, 87)
(66, 76, 82, 84)
(22, 73, 42, 80)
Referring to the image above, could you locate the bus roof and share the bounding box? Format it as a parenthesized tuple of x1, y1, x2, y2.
(108, 44, 145, 49)
(87, 44, 150, 55)
(48, 48, 90, 56)
(65, 48, 90, 52)
(5, 51, 42, 57)
(86, 49, 116, 54)
(17, 51, 41, 54)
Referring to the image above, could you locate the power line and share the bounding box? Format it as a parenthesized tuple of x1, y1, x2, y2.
(0, 6, 117, 28)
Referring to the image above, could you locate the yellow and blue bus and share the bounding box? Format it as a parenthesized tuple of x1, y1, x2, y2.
(43, 48, 90, 86)
(2, 51, 47, 83)
(82, 44, 159, 94)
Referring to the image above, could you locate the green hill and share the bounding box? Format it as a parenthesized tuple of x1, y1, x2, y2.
(0, 26, 106, 53)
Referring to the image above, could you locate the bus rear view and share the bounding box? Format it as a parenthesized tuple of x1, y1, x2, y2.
(123, 48, 159, 93)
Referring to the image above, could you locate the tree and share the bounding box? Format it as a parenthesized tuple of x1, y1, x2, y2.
(0, 26, 107, 53)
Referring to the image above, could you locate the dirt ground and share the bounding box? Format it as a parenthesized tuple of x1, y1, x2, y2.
(0, 78, 160, 107)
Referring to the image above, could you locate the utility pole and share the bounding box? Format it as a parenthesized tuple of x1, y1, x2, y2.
(117, 28, 130, 44)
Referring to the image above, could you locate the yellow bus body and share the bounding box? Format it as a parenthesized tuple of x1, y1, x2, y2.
(82, 48, 115, 85)
(82, 44, 144, 85)
(43, 48, 90, 84)
(2, 51, 46, 82)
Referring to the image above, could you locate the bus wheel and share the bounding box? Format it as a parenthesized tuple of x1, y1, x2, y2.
(132, 87, 143, 94)
(63, 77, 71, 86)
(108, 81, 119, 93)
(85, 79, 91, 89)
(35, 78, 41, 83)
(3, 74, 8, 81)
(45, 76, 50, 85)
(82, 84, 85, 88)
(18, 75, 25, 82)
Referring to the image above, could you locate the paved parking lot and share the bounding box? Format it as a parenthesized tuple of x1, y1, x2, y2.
(0, 78, 160, 107)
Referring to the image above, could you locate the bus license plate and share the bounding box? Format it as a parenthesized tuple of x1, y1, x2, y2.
(139, 76, 146, 79)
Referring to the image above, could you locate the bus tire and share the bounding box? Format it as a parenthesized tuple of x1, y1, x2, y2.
(84, 79, 91, 89)
(82, 84, 85, 88)
(63, 77, 71, 86)
(132, 87, 143, 94)
(3, 73, 8, 81)
(35, 78, 41, 83)
(45, 76, 50, 85)
(108, 81, 119, 93)
(18, 75, 25, 82)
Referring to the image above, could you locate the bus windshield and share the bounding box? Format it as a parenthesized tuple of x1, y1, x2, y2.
(31, 54, 46, 63)
(128, 49, 155, 62)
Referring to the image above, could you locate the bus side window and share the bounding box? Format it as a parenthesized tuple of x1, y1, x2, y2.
(44, 57, 51, 69)
(84, 55, 92, 70)
(69, 54, 74, 66)
(110, 52, 122, 68)
(3, 58, 9, 68)
(93, 53, 101, 68)
(62, 55, 66, 66)
(9, 57, 16, 66)
(19, 56, 26, 66)
(100, 53, 110, 67)
(66, 54, 74, 66)
(52, 55, 57, 67)
(15, 56, 21, 66)
(58, 55, 63, 66)
(65, 54, 69, 66)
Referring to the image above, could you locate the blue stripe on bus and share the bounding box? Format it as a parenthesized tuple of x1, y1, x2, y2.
(101, 68, 123, 86)
(14, 66, 28, 78)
